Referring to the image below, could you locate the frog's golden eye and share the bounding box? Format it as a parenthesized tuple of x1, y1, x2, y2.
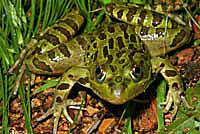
(96, 66, 106, 83)
(130, 64, 143, 82)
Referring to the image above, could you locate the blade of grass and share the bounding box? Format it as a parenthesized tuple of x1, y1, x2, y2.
(157, 80, 166, 131)
(42, 0, 51, 31)
(19, 80, 33, 134)
(59, 0, 74, 17)
(75, 0, 96, 32)
(25, 0, 35, 43)
(33, 0, 43, 36)
(32, 78, 59, 95)
(121, 102, 133, 134)
(1, 61, 9, 134)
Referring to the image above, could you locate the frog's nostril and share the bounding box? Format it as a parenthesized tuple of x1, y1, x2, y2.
(113, 89, 121, 97)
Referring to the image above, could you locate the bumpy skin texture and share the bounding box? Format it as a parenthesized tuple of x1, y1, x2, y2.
(17, 2, 192, 134)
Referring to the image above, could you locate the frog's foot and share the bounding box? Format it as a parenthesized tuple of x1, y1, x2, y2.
(162, 88, 182, 119)
(162, 89, 193, 119)
(37, 67, 90, 134)
(151, 57, 193, 119)
(36, 90, 82, 134)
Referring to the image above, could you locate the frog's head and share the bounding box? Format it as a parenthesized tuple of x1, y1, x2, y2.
(89, 47, 152, 104)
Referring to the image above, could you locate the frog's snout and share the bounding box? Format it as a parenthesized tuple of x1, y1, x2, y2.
(108, 75, 128, 98)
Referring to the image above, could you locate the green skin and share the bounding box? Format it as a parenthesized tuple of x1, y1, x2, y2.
(19, 3, 192, 134)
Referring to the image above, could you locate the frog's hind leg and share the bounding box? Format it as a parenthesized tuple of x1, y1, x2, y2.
(36, 67, 90, 134)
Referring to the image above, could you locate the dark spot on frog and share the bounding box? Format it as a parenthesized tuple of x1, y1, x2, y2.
(87, 45, 90, 50)
(116, 36, 125, 49)
(33, 58, 53, 72)
(89, 35, 96, 43)
(108, 25, 115, 33)
(98, 33, 107, 40)
(40, 33, 60, 46)
(115, 76, 122, 82)
(78, 77, 89, 85)
(86, 52, 90, 58)
(119, 59, 125, 64)
(109, 38, 114, 49)
(140, 27, 149, 36)
(76, 36, 88, 50)
(165, 70, 177, 77)
(180, 92, 185, 97)
(107, 55, 113, 64)
(130, 34, 136, 42)
(57, 18, 78, 31)
(53, 26, 72, 40)
(57, 83, 70, 90)
(122, 62, 129, 69)
(68, 74, 73, 79)
(128, 43, 134, 49)
(56, 96, 63, 103)
(48, 50, 56, 60)
(126, 7, 137, 22)
(160, 63, 165, 67)
(93, 51, 98, 62)
(172, 82, 178, 89)
(109, 65, 116, 72)
(26, 47, 42, 59)
(35, 47, 42, 54)
(117, 9, 124, 19)
(124, 31, 129, 39)
(129, 25, 136, 33)
(152, 12, 163, 27)
(108, 81, 113, 87)
(156, 28, 165, 37)
(93, 42, 97, 48)
(58, 44, 71, 57)
(170, 30, 186, 47)
(171, 20, 178, 29)
(128, 53, 134, 63)
(122, 82, 128, 89)
(119, 23, 128, 31)
(116, 50, 126, 58)
(139, 10, 147, 24)
(103, 46, 109, 57)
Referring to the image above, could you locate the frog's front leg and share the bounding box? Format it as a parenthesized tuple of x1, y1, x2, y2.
(151, 57, 192, 119)
(37, 67, 90, 134)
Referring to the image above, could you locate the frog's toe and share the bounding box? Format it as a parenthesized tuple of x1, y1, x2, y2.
(180, 95, 194, 110)
(62, 99, 83, 123)
(162, 89, 182, 118)
(163, 90, 174, 113)
(36, 106, 54, 122)
(163, 89, 193, 119)
(37, 98, 82, 134)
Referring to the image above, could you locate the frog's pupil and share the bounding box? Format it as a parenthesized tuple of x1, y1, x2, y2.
(135, 67, 140, 74)
(96, 67, 101, 75)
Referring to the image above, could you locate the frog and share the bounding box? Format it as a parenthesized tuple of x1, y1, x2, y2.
(8, 2, 193, 134)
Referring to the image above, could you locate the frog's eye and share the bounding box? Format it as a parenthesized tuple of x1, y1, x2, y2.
(130, 65, 143, 82)
(96, 66, 106, 83)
